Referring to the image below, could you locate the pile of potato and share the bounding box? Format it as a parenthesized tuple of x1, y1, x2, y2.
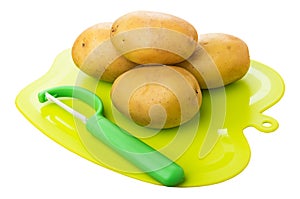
(71, 11, 250, 129)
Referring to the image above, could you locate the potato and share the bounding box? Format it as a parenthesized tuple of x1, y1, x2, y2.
(110, 11, 198, 65)
(111, 65, 202, 129)
(72, 22, 137, 82)
(177, 33, 250, 89)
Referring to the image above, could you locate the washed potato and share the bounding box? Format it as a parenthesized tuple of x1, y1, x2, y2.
(111, 65, 202, 129)
(72, 22, 137, 82)
(110, 11, 198, 65)
(177, 33, 250, 89)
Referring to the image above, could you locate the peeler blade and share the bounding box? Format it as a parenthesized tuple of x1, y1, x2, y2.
(45, 92, 88, 123)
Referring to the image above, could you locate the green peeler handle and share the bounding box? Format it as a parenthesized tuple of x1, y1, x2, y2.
(86, 115, 185, 187)
(38, 85, 184, 186)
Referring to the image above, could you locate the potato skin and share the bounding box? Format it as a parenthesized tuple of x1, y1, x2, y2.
(111, 65, 202, 129)
(110, 11, 198, 65)
(71, 22, 137, 82)
(177, 33, 250, 89)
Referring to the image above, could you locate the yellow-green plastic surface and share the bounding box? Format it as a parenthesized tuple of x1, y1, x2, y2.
(15, 49, 285, 187)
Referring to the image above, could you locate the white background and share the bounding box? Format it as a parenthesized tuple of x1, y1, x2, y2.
(1, 0, 299, 198)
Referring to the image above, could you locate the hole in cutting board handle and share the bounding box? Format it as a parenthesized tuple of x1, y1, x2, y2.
(262, 121, 272, 128)
(252, 114, 279, 133)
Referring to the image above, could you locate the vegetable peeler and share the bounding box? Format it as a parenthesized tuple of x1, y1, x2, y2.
(38, 86, 185, 186)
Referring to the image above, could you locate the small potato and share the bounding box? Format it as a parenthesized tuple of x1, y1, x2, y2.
(72, 22, 137, 82)
(111, 65, 202, 129)
(110, 11, 198, 65)
(177, 33, 250, 89)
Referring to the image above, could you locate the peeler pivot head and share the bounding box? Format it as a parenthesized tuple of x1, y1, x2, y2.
(38, 86, 104, 116)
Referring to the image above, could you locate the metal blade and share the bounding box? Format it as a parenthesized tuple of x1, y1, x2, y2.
(45, 92, 87, 124)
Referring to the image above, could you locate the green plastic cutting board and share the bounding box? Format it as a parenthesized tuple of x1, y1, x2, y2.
(15, 49, 284, 187)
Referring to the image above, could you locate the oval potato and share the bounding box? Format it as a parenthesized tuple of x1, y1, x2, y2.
(110, 11, 198, 65)
(177, 33, 250, 89)
(111, 65, 202, 129)
(72, 22, 137, 82)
